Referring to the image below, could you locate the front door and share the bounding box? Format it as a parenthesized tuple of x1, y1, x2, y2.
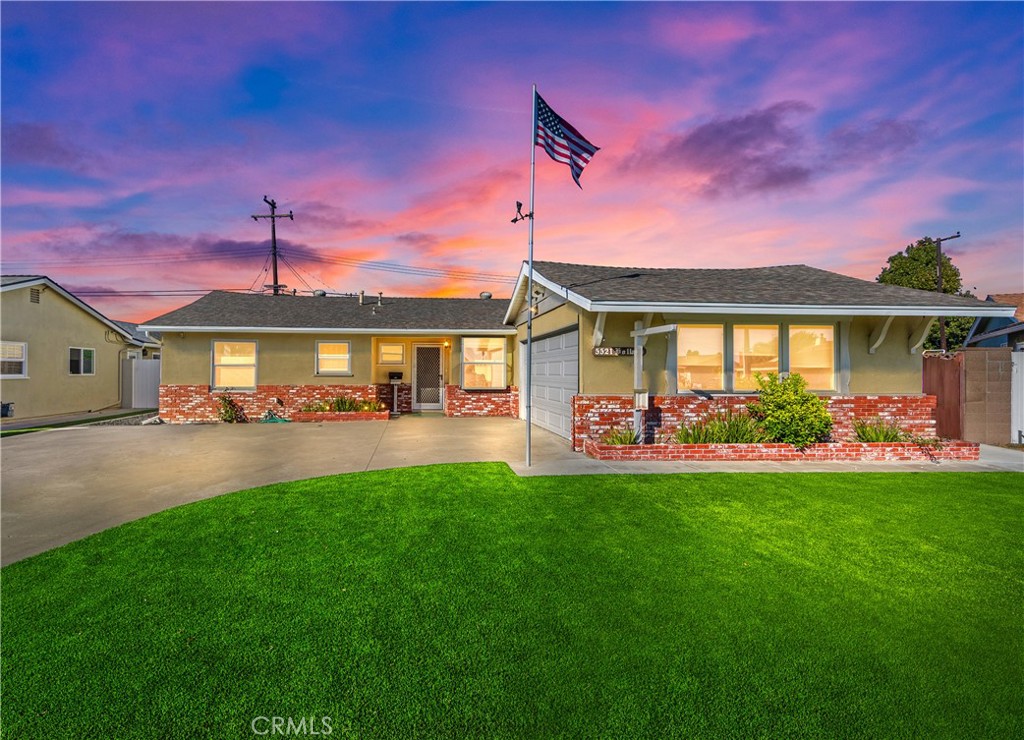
(413, 345, 444, 411)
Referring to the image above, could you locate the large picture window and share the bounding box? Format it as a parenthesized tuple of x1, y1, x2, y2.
(789, 325, 835, 390)
(69, 347, 95, 376)
(1, 342, 27, 378)
(213, 341, 257, 388)
(732, 325, 779, 391)
(677, 325, 724, 391)
(462, 337, 506, 390)
(316, 341, 351, 375)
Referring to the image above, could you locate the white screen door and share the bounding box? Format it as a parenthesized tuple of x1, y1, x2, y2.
(413, 345, 443, 411)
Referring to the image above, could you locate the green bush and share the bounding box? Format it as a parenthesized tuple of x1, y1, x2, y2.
(300, 401, 330, 412)
(673, 412, 770, 444)
(358, 399, 385, 412)
(601, 427, 641, 445)
(852, 417, 907, 442)
(330, 396, 361, 412)
(216, 396, 246, 423)
(747, 372, 832, 449)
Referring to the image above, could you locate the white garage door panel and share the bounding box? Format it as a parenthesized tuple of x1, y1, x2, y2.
(529, 330, 579, 439)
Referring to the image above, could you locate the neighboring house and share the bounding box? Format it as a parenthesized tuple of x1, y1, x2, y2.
(964, 294, 1024, 350)
(113, 321, 163, 359)
(140, 261, 1015, 444)
(139, 291, 518, 422)
(0, 275, 150, 420)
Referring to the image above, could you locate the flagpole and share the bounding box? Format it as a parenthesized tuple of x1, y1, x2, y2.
(526, 84, 538, 467)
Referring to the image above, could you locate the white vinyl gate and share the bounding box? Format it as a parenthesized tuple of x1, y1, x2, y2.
(1012, 352, 1023, 444)
(523, 330, 579, 439)
(121, 358, 161, 409)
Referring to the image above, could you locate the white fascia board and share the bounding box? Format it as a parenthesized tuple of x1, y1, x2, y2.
(585, 301, 1016, 317)
(504, 266, 593, 324)
(138, 325, 517, 335)
(3, 277, 136, 341)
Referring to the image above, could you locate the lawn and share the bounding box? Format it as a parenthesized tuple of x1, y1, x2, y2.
(2, 465, 1021, 738)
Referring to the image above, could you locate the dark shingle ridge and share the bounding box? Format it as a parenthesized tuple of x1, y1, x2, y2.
(531, 260, 999, 309)
(142, 291, 513, 331)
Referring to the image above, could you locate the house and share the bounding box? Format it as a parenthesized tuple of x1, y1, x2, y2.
(964, 294, 1024, 350)
(0, 276, 155, 420)
(138, 291, 518, 422)
(140, 261, 1015, 445)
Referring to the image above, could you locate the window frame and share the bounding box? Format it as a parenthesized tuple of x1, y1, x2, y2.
(1, 341, 28, 379)
(676, 324, 726, 392)
(461, 337, 507, 391)
(211, 340, 258, 390)
(69, 347, 96, 376)
(732, 324, 781, 392)
(315, 340, 352, 377)
(674, 321, 838, 394)
(377, 342, 405, 365)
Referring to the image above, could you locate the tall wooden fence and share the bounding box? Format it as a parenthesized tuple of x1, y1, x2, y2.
(923, 348, 1014, 444)
(922, 352, 964, 439)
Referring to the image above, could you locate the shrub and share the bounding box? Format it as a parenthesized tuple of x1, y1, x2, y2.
(747, 372, 832, 449)
(300, 401, 330, 412)
(673, 413, 770, 444)
(330, 396, 361, 412)
(358, 399, 385, 412)
(216, 396, 246, 423)
(852, 417, 907, 442)
(602, 427, 641, 445)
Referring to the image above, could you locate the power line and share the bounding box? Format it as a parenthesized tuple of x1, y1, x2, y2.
(279, 247, 517, 283)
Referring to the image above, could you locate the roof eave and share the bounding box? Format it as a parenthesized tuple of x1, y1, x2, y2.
(137, 325, 517, 335)
(583, 301, 1017, 317)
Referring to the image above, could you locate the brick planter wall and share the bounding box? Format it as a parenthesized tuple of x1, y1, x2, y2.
(572, 394, 939, 452)
(583, 439, 980, 462)
(444, 385, 519, 417)
(290, 411, 390, 423)
(160, 384, 389, 423)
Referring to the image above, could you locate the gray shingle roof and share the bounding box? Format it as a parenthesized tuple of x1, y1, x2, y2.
(140, 291, 514, 332)
(531, 261, 1004, 311)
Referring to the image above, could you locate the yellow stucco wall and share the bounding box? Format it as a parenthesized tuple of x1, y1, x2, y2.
(512, 305, 930, 396)
(1, 284, 133, 418)
(160, 332, 517, 389)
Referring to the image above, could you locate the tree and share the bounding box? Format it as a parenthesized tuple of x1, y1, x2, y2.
(877, 237, 975, 350)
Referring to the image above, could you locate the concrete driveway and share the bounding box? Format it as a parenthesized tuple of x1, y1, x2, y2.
(2, 416, 1021, 565)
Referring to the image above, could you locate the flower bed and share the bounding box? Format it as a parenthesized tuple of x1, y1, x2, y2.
(290, 411, 391, 423)
(583, 439, 980, 462)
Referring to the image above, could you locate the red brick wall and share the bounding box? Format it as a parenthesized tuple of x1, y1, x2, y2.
(159, 383, 517, 422)
(583, 439, 979, 462)
(290, 411, 390, 423)
(444, 385, 519, 417)
(571, 394, 938, 451)
(160, 384, 388, 423)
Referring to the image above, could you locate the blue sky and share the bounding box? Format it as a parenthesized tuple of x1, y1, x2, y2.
(2, 1, 1021, 321)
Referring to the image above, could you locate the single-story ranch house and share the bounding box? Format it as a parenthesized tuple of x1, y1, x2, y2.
(139, 260, 1014, 448)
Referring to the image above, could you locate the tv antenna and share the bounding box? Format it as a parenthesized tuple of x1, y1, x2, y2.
(252, 195, 294, 295)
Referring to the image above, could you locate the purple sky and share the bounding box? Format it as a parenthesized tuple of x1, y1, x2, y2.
(2, 1, 1022, 322)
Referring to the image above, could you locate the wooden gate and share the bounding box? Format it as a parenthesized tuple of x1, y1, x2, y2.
(922, 353, 964, 439)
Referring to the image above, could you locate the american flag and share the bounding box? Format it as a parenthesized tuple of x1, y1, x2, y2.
(535, 93, 599, 188)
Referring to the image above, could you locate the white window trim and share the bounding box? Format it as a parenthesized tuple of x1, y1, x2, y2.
(674, 322, 838, 394)
(378, 342, 405, 365)
(461, 337, 507, 391)
(1, 341, 28, 379)
(315, 340, 352, 377)
(69, 347, 96, 376)
(211, 340, 258, 390)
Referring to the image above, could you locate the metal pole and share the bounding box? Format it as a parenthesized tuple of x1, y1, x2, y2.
(526, 84, 538, 467)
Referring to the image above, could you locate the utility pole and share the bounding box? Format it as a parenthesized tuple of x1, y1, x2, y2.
(934, 231, 960, 351)
(252, 196, 294, 295)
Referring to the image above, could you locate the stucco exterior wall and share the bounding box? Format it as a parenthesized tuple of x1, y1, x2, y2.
(1, 285, 132, 419)
(160, 332, 516, 390)
(514, 308, 931, 396)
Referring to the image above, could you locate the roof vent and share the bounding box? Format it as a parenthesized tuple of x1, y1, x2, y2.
(313, 290, 327, 297)
(359, 290, 364, 305)
(479, 291, 492, 300)
(378, 291, 383, 306)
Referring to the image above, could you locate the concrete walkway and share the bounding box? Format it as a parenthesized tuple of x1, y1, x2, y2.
(1, 416, 1021, 565)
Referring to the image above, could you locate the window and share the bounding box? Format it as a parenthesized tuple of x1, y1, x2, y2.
(316, 341, 351, 375)
(462, 337, 506, 390)
(677, 325, 724, 391)
(732, 325, 778, 391)
(378, 342, 405, 365)
(789, 325, 835, 390)
(1, 342, 27, 378)
(213, 341, 257, 388)
(69, 347, 95, 376)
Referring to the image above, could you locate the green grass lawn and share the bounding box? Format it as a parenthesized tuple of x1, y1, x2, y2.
(2, 466, 1021, 738)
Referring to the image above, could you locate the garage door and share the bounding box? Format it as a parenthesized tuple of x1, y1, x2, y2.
(527, 330, 579, 439)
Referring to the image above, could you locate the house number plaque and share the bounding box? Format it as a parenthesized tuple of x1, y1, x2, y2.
(592, 347, 645, 357)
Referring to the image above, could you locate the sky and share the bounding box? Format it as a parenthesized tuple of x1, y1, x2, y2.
(2, 1, 1022, 323)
